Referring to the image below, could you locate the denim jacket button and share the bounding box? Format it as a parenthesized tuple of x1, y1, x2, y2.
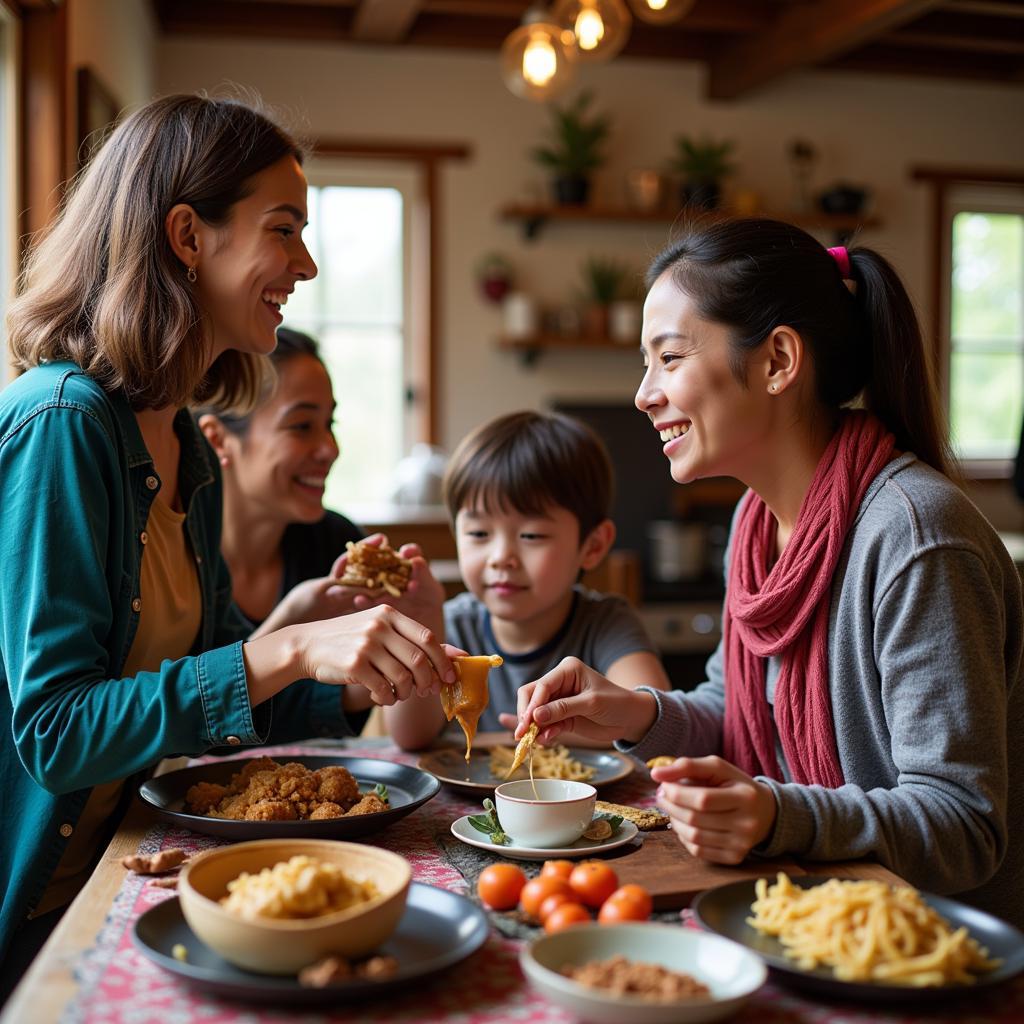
(140, 531, 148, 545)
(225, 735, 241, 746)
(145, 475, 159, 490)
(59, 823, 73, 838)
(132, 597, 142, 612)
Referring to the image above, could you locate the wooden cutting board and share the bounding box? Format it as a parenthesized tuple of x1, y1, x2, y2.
(606, 828, 903, 911)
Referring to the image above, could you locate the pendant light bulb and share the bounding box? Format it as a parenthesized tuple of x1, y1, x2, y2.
(626, 0, 694, 25)
(500, 8, 577, 102)
(553, 0, 631, 63)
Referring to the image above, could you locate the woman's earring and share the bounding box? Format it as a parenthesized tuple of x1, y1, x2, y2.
(219, 455, 230, 468)
(187, 265, 197, 284)
(768, 382, 779, 393)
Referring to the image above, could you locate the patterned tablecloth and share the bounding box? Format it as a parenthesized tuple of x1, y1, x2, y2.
(61, 741, 1024, 1024)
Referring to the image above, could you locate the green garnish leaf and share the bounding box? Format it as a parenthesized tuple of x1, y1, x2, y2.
(374, 783, 389, 804)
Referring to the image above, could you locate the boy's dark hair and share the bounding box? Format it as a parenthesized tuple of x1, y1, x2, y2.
(647, 217, 957, 482)
(443, 411, 613, 543)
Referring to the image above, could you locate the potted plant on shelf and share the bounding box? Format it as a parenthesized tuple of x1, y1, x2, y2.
(669, 135, 736, 211)
(531, 91, 611, 207)
(580, 256, 627, 338)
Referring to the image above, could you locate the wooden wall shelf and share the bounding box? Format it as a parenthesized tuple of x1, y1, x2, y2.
(499, 202, 880, 242)
(499, 333, 637, 366)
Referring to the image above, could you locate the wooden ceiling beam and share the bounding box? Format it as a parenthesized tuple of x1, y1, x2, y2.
(887, 29, 1024, 54)
(943, 0, 1024, 18)
(828, 43, 1021, 81)
(707, 0, 944, 100)
(352, 0, 422, 43)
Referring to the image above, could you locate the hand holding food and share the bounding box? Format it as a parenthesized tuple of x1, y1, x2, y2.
(338, 539, 412, 597)
(514, 657, 659, 747)
(442, 654, 503, 761)
(652, 755, 776, 865)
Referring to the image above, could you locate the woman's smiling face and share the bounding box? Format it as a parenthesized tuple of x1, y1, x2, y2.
(194, 155, 317, 360)
(635, 270, 770, 486)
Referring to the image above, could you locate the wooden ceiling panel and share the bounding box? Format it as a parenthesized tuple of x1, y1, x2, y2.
(151, 0, 1024, 97)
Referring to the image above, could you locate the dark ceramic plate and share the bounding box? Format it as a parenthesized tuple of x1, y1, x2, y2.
(693, 876, 1024, 1002)
(131, 883, 489, 1004)
(138, 755, 439, 840)
(417, 746, 633, 795)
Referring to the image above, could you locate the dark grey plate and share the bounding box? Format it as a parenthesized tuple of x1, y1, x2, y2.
(693, 876, 1024, 1003)
(417, 746, 633, 795)
(131, 883, 489, 1003)
(138, 756, 440, 840)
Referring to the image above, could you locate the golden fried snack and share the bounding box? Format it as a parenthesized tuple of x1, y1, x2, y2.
(442, 654, 503, 761)
(594, 800, 669, 831)
(184, 758, 386, 821)
(646, 756, 677, 769)
(338, 540, 412, 597)
(121, 848, 187, 874)
(505, 722, 538, 779)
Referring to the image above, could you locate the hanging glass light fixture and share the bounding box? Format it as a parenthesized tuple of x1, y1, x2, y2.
(626, 0, 694, 25)
(500, 6, 577, 101)
(552, 0, 632, 63)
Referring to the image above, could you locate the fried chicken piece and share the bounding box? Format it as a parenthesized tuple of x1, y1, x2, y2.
(345, 794, 388, 817)
(228, 756, 280, 791)
(244, 799, 299, 821)
(308, 801, 345, 820)
(314, 765, 361, 807)
(121, 848, 187, 874)
(184, 781, 228, 814)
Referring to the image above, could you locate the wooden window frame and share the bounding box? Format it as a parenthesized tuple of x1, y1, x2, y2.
(911, 165, 1024, 480)
(311, 138, 470, 447)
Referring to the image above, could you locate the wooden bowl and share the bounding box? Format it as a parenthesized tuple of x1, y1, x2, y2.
(179, 839, 411, 975)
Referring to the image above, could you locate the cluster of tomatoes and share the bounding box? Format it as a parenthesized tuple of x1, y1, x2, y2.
(476, 859, 653, 934)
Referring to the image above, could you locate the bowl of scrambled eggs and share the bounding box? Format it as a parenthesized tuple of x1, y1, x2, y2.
(179, 838, 412, 974)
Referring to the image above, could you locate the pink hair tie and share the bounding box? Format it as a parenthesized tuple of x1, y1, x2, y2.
(827, 246, 852, 280)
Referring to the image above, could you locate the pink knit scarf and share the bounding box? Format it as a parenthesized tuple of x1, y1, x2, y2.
(721, 411, 895, 787)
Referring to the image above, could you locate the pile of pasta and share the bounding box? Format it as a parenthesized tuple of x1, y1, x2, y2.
(747, 873, 1000, 987)
(488, 742, 595, 782)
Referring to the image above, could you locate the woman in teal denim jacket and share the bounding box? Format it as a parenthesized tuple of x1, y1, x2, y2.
(0, 96, 455, 976)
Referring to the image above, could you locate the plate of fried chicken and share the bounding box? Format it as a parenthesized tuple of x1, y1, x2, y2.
(139, 755, 440, 840)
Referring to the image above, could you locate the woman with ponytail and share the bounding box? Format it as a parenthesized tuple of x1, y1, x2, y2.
(506, 218, 1024, 928)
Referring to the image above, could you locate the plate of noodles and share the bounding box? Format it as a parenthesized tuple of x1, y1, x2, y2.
(417, 742, 633, 795)
(693, 874, 1024, 1002)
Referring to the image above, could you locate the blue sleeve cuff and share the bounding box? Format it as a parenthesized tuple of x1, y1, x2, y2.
(195, 641, 269, 744)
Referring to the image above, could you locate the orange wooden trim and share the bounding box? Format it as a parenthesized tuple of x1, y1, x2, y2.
(311, 138, 471, 163)
(910, 165, 1024, 186)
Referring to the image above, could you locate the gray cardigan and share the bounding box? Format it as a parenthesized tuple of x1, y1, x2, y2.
(622, 454, 1024, 929)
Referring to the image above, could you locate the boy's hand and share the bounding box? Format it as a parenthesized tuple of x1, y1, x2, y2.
(512, 657, 659, 746)
(651, 756, 777, 865)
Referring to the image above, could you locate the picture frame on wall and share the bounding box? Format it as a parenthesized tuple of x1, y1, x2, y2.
(74, 67, 121, 171)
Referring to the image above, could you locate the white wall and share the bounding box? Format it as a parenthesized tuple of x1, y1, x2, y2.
(69, 0, 156, 113)
(156, 37, 1024, 460)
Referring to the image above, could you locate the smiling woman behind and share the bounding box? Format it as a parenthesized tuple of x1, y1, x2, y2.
(0, 94, 455, 994)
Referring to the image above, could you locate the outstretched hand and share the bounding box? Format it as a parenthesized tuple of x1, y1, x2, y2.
(651, 756, 777, 865)
(508, 657, 659, 747)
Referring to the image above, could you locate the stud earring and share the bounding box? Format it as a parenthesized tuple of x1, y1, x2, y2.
(187, 265, 197, 283)
(219, 455, 230, 468)
(768, 383, 779, 393)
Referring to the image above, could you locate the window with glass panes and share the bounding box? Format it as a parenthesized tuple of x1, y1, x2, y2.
(948, 198, 1024, 462)
(283, 162, 419, 511)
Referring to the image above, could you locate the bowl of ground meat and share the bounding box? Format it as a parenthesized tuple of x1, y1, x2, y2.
(521, 922, 766, 1023)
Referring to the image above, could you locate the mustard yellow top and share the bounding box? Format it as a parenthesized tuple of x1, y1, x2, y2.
(34, 497, 200, 916)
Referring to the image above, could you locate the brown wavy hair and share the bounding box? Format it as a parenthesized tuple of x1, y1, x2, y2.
(6, 94, 306, 411)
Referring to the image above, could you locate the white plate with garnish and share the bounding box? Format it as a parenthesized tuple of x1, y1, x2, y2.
(450, 815, 639, 860)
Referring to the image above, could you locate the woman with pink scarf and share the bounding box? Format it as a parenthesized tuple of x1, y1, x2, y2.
(508, 218, 1024, 929)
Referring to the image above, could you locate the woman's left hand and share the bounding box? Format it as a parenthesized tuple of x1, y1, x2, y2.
(651, 756, 777, 865)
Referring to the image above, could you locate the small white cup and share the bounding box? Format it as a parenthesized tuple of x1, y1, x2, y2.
(494, 779, 597, 848)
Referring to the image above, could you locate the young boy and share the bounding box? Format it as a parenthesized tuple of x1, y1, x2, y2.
(385, 410, 670, 750)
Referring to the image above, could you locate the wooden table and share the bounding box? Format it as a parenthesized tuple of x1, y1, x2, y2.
(5, 737, 1022, 1024)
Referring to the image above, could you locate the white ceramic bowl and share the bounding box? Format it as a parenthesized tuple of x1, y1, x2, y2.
(178, 839, 411, 975)
(494, 779, 596, 848)
(521, 922, 767, 1024)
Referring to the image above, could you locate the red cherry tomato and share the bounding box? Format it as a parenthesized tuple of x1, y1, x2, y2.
(544, 901, 591, 934)
(568, 861, 619, 909)
(598, 884, 653, 923)
(477, 864, 526, 911)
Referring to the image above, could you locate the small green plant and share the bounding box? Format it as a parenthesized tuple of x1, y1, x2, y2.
(582, 256, 628, 305)
(531, 91, 611, 177)
(669, 135, 736, 185)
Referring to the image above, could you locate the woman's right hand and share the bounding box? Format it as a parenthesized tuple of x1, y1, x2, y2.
(296, 605, 457, 707)
(507, 657, 659, 746)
